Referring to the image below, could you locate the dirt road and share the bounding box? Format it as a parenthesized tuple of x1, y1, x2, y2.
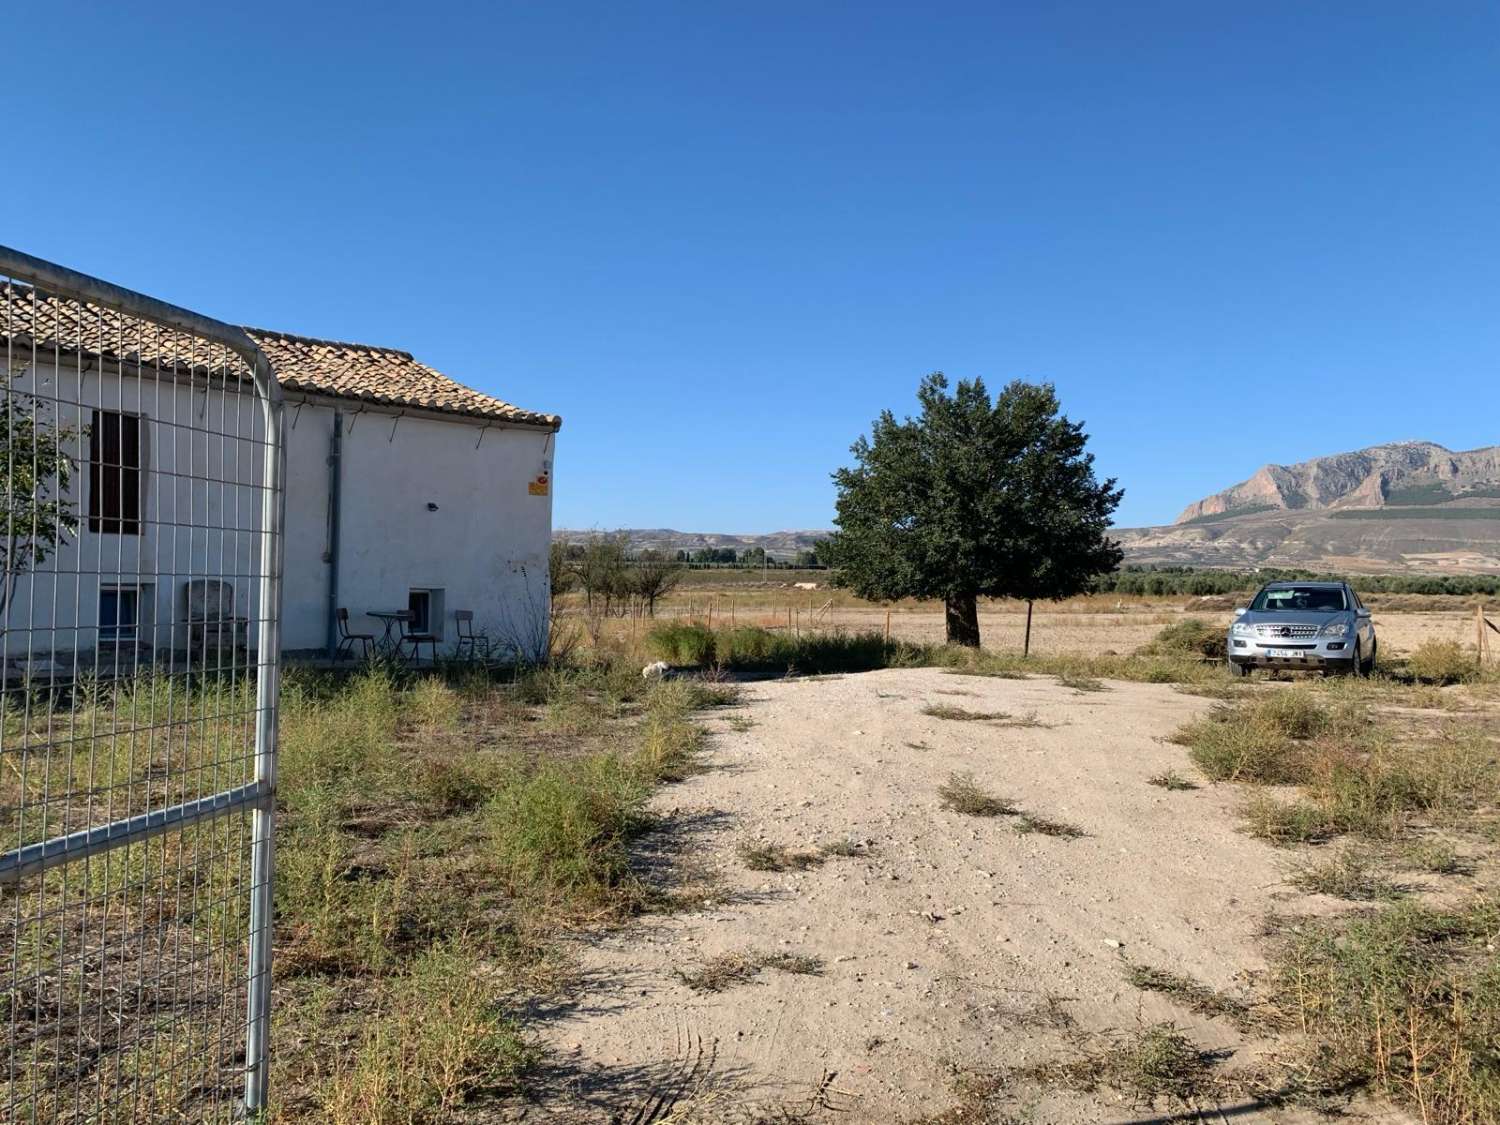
(540, 669, 1391, 1122)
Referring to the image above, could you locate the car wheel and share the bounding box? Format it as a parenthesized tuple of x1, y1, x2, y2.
(1229, 661, 1251, 679)
(1364, 638, 1377, 676)
(1351, 640, 1366, 677)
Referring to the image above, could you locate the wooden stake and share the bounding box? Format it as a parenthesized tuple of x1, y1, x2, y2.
(884, 608, 891, 643)
(795, 608, 800, 638)
(707, 600, 713, 630)
(1479, 604, 1487, 663)
(787, 605, 793, 633)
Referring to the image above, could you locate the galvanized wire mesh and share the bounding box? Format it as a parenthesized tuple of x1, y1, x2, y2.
(0, 251, 283, 1122)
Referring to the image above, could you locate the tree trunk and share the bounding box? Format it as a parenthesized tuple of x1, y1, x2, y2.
(1023, 600, 1034, 657)
(945, 592, 981, 647)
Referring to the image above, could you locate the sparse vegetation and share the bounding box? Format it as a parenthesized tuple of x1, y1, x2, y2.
(1013, 813, 1086, 839)
(1175, 690, 1499, 844)
(1137, 617, 1226, 662)
(1120, 962, 1252, 1028)
(922, 703, 1005, 721)
(1010, 1023, 1222, 1108)
(1267, 897, 1500, 1123)
(1287, 850, 1404, 901)
(938, 772, 1018, 818)
(1146, 770, 1197, 791)
(674, 949, 825, 993)
(1407, 639, 1477, 685)
(738, 841, 826, 872)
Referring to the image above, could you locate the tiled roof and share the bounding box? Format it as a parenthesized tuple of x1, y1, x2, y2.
(0, 283, 560, 430)
(246, 328, 560, 429)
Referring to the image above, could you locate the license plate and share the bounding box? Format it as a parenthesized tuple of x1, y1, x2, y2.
(1264, 648, 1303, 658)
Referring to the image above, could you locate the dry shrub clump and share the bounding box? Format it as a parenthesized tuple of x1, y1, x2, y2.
(674, 949, 824, 993)
(1176, 691, 1498, 844)
(1137, 617, 1227, 662)
(1406, 639, 1478, 686)
(938, 772, 1019, 818)
(1269, 897, 1500, 1124)
(321, 942, 536, 1124)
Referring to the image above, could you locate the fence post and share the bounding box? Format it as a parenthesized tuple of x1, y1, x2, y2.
(885, 608, 891, 643)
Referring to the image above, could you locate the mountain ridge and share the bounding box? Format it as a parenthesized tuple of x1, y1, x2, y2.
(1174, 441, 1500, 523)
(558, 441, 1500, 574)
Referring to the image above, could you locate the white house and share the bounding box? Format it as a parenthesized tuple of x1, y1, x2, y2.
(0, 285, 560, 665)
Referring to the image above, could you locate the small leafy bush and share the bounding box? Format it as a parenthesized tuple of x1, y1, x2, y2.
(1406, 640, 1475, 685)
(1138, 618, 1226, 662)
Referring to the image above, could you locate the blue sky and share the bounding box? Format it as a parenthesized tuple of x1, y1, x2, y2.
(11, 2, 1499, 530)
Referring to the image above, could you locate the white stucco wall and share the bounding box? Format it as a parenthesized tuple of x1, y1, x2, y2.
(285, 404, 556, 657)
(1, 358, 556, 661)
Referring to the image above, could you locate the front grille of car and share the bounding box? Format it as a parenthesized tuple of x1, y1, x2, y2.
(1254, 623, 1319, 639)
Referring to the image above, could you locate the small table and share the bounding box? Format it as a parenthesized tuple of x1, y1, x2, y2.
(367, 610, 411, 656)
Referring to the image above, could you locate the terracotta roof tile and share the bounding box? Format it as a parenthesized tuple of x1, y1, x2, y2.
(0, 283, 560, 429)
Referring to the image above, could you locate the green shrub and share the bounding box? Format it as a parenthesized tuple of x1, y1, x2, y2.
(645, 622, 719, 665)
(1138, 618, 1226, 662)
(321, 941, 536, 1122)
(1407, 640, 1476, 685)
(1271, 897, 1500, 1122)
(486, 753, 650, 909)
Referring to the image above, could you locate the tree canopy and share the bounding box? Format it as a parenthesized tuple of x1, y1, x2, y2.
(823, 374, 1122, 646)
(1, 371, 81, 625)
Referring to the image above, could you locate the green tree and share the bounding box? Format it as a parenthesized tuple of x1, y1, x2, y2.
(1, 372, 82, 625)
(824, 374, 1122, 648)
(629, 550, 684, 616)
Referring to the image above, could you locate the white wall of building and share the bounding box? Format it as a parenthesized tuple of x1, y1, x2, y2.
(0, 358, 556, 661)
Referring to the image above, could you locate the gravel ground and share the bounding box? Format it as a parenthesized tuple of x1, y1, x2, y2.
(535, 668, 1407, 1123)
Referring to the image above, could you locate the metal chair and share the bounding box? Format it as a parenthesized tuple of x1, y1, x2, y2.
(335, 608, 374, 661)
(186, 579, 248, 666)
(453, 611, 490, 663)
(398, 614, 439, 665)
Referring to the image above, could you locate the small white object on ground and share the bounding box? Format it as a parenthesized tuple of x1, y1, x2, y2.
(642, 661, 670, 680)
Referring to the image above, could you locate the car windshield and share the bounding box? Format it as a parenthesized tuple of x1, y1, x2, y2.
(1251, 586, 1347, 613)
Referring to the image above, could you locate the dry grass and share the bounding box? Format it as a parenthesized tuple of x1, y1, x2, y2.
(674, 949, 825, 993)
(738, 841, 826, 872)
(1146, 770, 1197, 791)
(1009, 1023, 1224, 1109)
(1120, 961, 1254, 1029)
(1013, 813, 1086, 839)
(1287, 849, 1405, 901)
(937, 772, 1019, 818)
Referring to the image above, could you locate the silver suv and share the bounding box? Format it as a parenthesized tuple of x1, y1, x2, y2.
(1228, 580, 1375, 678)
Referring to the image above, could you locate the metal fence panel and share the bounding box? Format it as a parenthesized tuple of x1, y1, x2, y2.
(0, 246, 284, 1122)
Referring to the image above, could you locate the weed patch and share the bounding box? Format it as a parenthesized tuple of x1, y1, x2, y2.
(1288, 850, 1404, 901)
(675, 950, 826, 993)
(1268, 896, 1500, 1123)
(1121, 962, 1253, 1029)
(938, 773, 1019, 818)
(1147, 770, 1197, 791)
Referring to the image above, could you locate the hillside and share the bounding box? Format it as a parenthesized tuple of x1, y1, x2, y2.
(554, 527, 830, 560)
(561, 442, 1500, 574)
(1122, 441, 1500, 573)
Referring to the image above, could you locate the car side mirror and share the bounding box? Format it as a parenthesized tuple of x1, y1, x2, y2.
(1357, 608, 1371, 618)
(1233, 607, 1247, 618)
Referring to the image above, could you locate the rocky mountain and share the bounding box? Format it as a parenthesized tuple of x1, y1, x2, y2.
(562, 444, 1500, 575)
(1125, 442, 1500, 573)
(1174, 441, 1500, 523)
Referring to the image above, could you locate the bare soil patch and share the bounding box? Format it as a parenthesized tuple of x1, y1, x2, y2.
(537, 669, 1406, 1122)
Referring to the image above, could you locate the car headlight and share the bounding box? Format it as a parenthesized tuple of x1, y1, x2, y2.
(1231, 622, 1255, 637)
(1319, 621, 1349, 637)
